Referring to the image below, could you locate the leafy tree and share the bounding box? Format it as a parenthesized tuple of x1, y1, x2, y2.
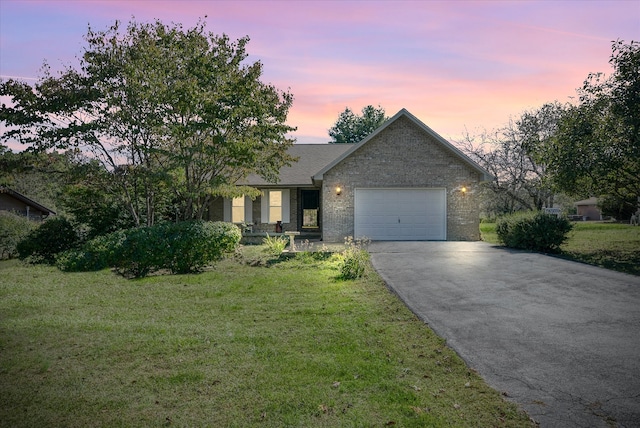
(59, 158, 136, 239)
(0, 146, 76, 213)
(328, 105, 388, 144)
(0, 211, 36, 260)
(16, 216, 81, 264)
(1, 19, 296, 225)
(538, 40, 640, 207)
(598, 194, 638, 220)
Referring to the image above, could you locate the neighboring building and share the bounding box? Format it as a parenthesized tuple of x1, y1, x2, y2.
(208, 109, 492, 242)
(0, 188, 56, 221)
(575, 197, 602, 221)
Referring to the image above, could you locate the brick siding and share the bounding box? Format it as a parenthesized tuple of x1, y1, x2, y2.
(321, 116, 483, 242)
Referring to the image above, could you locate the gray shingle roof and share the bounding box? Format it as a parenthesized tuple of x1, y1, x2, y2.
(244, 144, 352, 187)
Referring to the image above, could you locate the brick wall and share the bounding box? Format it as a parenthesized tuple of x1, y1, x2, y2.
(322, 116, 483, 242)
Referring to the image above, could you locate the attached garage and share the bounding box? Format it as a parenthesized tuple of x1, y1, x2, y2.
(354, 188, 447, 240)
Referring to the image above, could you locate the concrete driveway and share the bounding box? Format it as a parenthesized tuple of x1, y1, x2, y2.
(369, 241, 640, 428)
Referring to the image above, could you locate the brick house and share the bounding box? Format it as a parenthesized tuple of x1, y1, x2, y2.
(208, 109, 491, 241)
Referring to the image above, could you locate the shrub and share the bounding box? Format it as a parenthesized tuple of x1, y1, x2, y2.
(116, 221, 242, 277)
(57, 221, 241, 277)
(113, 226, 164, 277)
(340, 236, 370, 279)
(17, 216, 81, 264)
(496, 211, 573, 253)
(0, 211, 36, 260)
(160, 221, 242, 274)
(56, 230, 126, 272)
(262, 233, 288, 255)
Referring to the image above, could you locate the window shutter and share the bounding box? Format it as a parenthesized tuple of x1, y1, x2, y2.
(261, 192, 268, 223)
(223, 198, 231, 222)
(282, 189, 290, 223)
(244, 196, 253, 223)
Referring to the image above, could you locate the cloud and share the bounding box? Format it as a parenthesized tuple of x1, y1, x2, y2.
(0, 0, 637, 147)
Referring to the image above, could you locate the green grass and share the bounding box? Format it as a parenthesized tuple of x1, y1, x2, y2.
(0, 250, 533, 427)
(479, 222, 500, 245)
(481, 221, 640, 276)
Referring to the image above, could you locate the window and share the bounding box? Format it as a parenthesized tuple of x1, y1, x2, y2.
(261, 189, 289, 224)
(224, 196, 252, 224)
(231, 196, 245, 223)
(269, 190, 282, 222)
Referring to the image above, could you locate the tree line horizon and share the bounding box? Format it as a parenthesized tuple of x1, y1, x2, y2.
(1, 18, 638, 236)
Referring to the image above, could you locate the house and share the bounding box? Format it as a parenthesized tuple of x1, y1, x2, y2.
(575, 197, 602, 221)
(207, 108, 492, 241)
(0, 187, 56, 221)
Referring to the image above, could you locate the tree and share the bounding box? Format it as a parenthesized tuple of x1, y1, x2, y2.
(458, 103, 565, 216)
(538, 40, 640, 208)
(328, 105, 388, 144)
(1, 19, 296, 225)
(59, 158, 137, 239)
(0, 145, 75, 212)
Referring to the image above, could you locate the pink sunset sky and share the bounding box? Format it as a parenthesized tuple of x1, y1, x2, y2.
(0, 0, 638, 148)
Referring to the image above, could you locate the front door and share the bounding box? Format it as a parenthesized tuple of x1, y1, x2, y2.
(301, 190, 320, 229)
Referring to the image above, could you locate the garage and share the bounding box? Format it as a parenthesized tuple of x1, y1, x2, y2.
(354, 188, 446, 240)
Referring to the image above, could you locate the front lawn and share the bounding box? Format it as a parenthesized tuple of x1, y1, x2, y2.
(481, 221, 640, 276)
(0, 251, 532, 427)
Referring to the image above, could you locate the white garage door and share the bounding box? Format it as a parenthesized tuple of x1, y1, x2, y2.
(354, 188, 446, 240)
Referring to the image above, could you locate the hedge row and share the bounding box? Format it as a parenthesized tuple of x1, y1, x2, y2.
(56, 221, 241, 277)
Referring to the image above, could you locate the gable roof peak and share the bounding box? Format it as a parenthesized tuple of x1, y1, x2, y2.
(312, 108, 493, 182)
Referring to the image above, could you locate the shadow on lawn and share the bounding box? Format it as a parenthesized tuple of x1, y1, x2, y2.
(559, 249, 640, 276)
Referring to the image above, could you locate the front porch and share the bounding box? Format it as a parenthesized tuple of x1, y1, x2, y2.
(239, 230, 322, 245)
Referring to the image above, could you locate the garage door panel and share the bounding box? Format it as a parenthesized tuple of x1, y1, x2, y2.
(355, 188, 446, 241)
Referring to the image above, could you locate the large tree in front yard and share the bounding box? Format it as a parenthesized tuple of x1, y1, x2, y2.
(535, 40, 640, 208)
(0, 19, 296, 225)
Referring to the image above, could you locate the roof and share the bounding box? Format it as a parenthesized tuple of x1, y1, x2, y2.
(313, 108, 493, 183)
(243, 144, 352, 187)
(0, 187, 57, 215)
(575, 197, 598, 206)
(244, 108, 492, 187)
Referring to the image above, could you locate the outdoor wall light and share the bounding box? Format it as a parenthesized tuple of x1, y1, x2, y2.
(336, 186, 342, 196)
(460, 186, 468, 194)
